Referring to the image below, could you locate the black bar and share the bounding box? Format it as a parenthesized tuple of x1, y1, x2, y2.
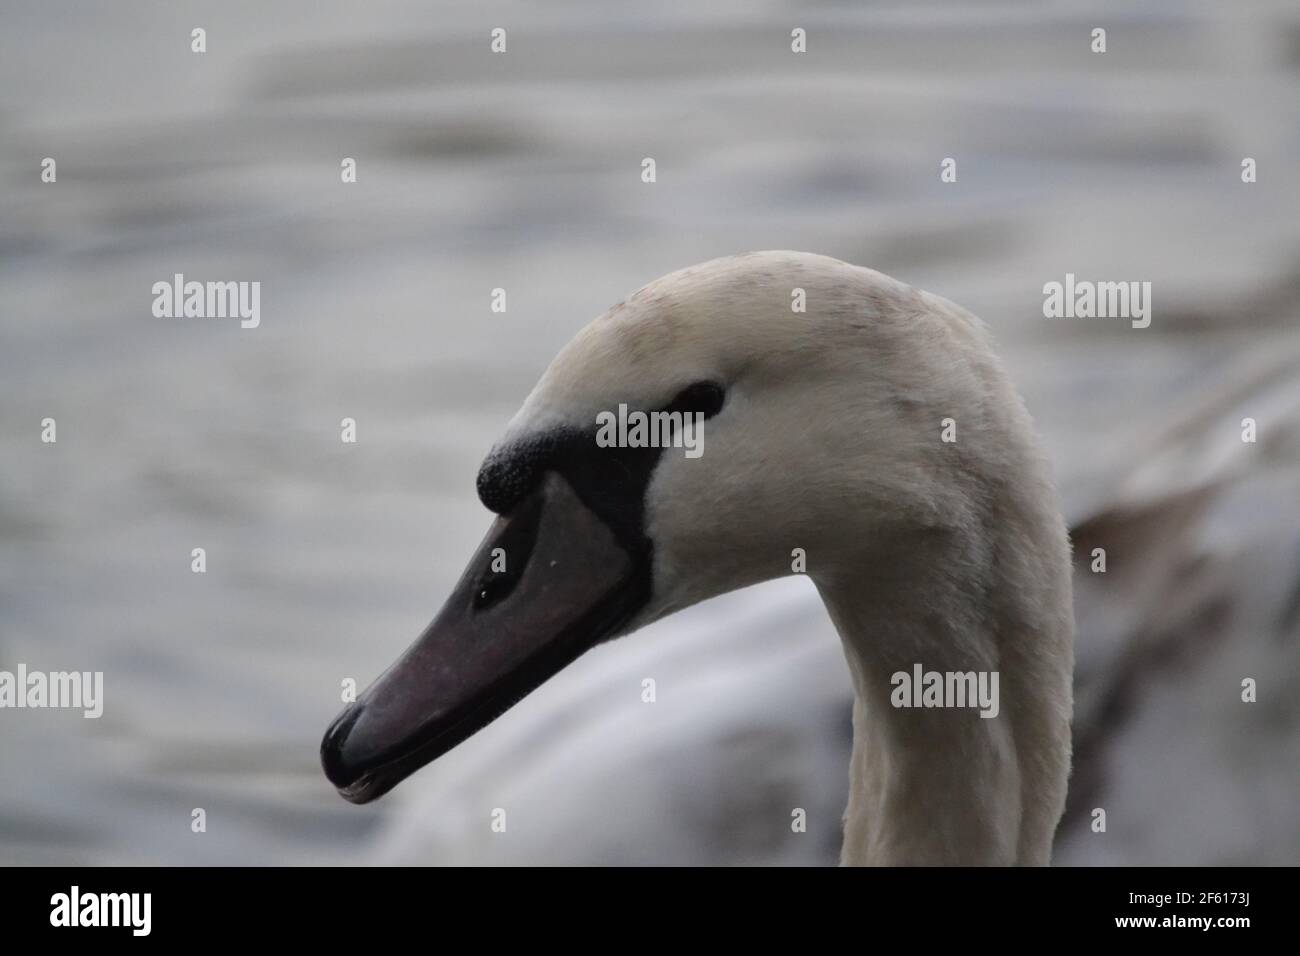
(3, 866, 1274, 941)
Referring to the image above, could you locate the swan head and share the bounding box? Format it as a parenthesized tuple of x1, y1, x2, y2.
(322, 251, 1019, 804)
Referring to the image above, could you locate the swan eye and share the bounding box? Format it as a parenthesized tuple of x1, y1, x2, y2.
(668, 381, 726, 420)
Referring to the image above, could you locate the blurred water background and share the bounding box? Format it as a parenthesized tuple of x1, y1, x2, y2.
(2, 0, 1298, 865)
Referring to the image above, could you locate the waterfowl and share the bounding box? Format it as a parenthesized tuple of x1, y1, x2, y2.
(321, 251, 1074, 866)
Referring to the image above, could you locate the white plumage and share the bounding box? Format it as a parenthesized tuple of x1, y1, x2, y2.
(379, 252, 1075, 864)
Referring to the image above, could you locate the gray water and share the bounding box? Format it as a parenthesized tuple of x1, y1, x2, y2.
(2, 0, 1299, 865)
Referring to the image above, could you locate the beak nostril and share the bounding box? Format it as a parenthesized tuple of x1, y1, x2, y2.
(474, 569, 518, 611)
(470, 486, 546, 614)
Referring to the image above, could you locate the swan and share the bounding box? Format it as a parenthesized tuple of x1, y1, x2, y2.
(321, 251, 1074, 865)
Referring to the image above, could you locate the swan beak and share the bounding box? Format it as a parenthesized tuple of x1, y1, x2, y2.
(321, 471, 645, 804)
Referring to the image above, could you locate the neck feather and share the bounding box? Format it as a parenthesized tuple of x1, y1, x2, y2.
(815, 521, 1073, 866)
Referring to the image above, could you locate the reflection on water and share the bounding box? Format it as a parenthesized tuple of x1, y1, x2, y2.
(2, 1, 1298, 864)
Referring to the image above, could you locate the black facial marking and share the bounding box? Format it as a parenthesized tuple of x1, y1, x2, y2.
(478, 428, 658, 555)
(476, 432, 563, 516)
(474, 426, 664, 653)
(476, 381, 727, 553)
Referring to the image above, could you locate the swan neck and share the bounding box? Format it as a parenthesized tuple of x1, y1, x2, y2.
(816, 540, 1071, 866)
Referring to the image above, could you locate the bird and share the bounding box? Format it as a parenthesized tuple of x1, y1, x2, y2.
(321, 250, 1075, 865)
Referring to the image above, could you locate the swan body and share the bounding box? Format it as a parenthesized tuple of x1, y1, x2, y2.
(322, 251, 1074, 865)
